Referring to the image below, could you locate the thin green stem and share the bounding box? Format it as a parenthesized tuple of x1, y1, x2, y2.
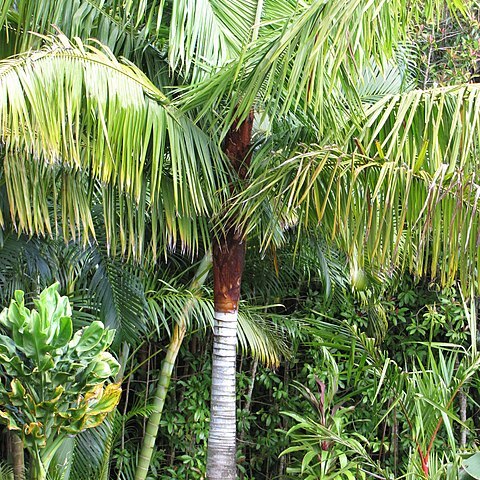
(134, 253, 212, 480)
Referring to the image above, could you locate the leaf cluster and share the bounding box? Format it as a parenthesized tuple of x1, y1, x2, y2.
(0, 284, 120, 450)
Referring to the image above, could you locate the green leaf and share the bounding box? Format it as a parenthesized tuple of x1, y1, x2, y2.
(51, 316, 73, 349)
(9, 378, 26, 400)
(463, 453, 480, 480)
(0, 334, 17, 360)
(71, 322, 105, 354)
(302, 450, 319, 473)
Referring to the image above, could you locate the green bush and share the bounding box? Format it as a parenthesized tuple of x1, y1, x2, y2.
(0, 284, 121, 479)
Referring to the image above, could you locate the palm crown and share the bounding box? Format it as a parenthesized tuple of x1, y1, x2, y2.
(0, 1, 477, 284)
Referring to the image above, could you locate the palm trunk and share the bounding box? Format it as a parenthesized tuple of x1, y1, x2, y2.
(207, 308, 239, 478)
(135, 253, 211, 480)
(206, 112, 253, 480)
(207, 231, 246, 479)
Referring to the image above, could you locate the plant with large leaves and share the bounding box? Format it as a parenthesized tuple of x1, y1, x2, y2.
(0, 284, 121, 480)
(1, 1, 480, 479)
(0, 220, 152, 479)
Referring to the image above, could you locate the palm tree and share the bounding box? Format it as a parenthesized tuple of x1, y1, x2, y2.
(1, 1, 480, 479)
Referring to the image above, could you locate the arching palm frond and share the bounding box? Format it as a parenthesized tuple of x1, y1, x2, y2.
(0, 0, 172, 90)
(0, 233, 57, 304)
(179, 0, 466, 137)
(0, 0, 164, 57)
(228, 94, 480, 293)
(353, 84, 480, 288)
(357, 44, 419, 105)
(237, 307, 288, 367)
(146, 278, 287, 366)
(145, 281, 214, 336)
(0, 34, 228, 257)
(0, 0, 260, 87)
(83, 247, 148, 348)
(166, 0, 259, 81)
(228, 146, 346, 241)
(242, 232, 349, 306)
(68, 417, 114, 480)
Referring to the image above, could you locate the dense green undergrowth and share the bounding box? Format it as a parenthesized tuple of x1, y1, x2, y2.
(101, 275, 479, 479)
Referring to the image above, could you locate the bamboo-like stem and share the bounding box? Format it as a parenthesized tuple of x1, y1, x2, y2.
(393, 407, 398, 478)
(244, 358, 258, 415)
(134, 253, 212, 480)
(239, 357, 258, 445)
(459, 386, 468, 447)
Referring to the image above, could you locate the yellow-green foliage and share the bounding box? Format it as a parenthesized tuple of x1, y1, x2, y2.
(0, 284, 121, 450)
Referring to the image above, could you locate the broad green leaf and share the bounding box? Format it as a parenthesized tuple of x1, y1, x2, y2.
(463, 453, 480, 480)
(72, 322, 105, 354)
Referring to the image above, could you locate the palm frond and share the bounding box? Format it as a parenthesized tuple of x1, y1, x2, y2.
(242, 232, 349, 306)
(0, 233, 56, 304)
(146, 281, 214, 336)
(237, 306, 288, 367)
(0, 461, 13, 480)
(69, 416, 114, 480)
(227, 145, 347, 246)
(230, 81, 480, 293)
(146, 276, 287, 366)
(179, 0, 467, 135)
(0, 1, 176, 92)
(353, 84, 480, 289)
(167, 0, 258, 81)
(0, 34, 228, 257)
(84, 247, 148, 348)
(0, 0, 164, 56)
(357, 44, 419, 104)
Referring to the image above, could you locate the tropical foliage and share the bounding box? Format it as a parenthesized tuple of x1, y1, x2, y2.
(0, 0, 480, 479)
(0, 284, 121, 480)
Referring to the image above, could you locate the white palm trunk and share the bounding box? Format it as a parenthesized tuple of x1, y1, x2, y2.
(207, 113, 251, 480)
(207, 311, 238, 479)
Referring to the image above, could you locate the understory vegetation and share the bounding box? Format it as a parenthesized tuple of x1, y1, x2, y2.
(0, 239, 479, 479)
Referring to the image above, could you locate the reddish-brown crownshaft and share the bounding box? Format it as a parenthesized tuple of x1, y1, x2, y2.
(212, 110, 254, 314)
(223, 111, 254, 181)
(213, 230, 246, 313)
